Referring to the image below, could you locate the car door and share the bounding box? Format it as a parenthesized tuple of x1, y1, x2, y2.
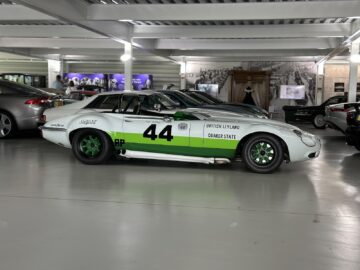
(121, 95, 190, 155)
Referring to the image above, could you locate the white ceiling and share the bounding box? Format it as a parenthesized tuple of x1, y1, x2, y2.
(0, 0, 359, 63)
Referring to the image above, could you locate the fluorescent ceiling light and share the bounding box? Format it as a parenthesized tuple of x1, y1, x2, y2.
(120, 54, 131, 62)
(350, 54, 360, 63)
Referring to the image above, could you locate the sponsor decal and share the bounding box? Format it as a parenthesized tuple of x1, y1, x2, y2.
(114, 139, 125, 147)
(208, 133, 236, 140)
(80, 120, 97, 125)
(178, 123, 188, 130)
(206, 123, 240, 130)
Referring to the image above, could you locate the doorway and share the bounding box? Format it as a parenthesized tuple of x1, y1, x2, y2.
(230, 70, 271, 110)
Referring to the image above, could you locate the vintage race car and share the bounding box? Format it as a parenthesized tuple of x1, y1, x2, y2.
(41, 94, 321, 173)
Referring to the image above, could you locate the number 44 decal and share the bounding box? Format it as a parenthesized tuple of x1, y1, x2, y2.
(143, 124, 174, 141)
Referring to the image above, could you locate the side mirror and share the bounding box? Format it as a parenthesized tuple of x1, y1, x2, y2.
(154, 103, 161, 111)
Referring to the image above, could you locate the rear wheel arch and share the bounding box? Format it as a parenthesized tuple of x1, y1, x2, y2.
(0, 109, 17, 128)
(69, 128, 113, 145)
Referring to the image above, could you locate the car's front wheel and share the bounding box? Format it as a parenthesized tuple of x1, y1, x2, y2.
(72, 129, 113, 164)
(242, 134, 284, 174)
(0, 111, 15, 139)
(313, 114, 326, 129)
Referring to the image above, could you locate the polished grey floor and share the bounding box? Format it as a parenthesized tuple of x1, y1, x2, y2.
(0, 126, 359, 270)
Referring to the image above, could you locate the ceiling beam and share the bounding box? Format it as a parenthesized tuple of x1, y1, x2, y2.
(0, 48, 59, 60)
(133, 24, 351, 39)
(318, 19, 360, 63)
(0, 25, 104, 39)
(170, 49, 333, 58)
(15, 0, 132, 42)
(0, 5, 54, 20)
(0, 23, 348, 40)
(153, 38, 342, 50)
(171, 56, 322, 63)
(87, 1, 360, 21)
(15, 0, 174, 61)
(0, 37, 123, 49)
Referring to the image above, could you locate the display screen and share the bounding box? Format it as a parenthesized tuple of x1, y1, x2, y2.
(108, 74, 153, 91)
(63, 73, 106, 89)
(197, 84, 219, 97)
(280, 85, 305, 100)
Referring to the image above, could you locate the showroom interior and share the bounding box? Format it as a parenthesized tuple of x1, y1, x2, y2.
(0, 0, 360, 269)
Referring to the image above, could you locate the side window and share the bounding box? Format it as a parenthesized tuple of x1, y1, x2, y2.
(87, 95, 119, 109)
(141, 95, 156, 110)
(120, 95, 140, 114)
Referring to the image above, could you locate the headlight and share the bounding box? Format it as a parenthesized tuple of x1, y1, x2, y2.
(293, 130, 316, 147)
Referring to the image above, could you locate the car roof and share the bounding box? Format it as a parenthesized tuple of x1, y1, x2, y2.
(97, 90, 156, 96)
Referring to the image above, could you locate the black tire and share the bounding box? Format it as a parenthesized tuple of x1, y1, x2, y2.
(72, 129, 113, 165)
(312, 114, 326, 129)
(241, 134, 284, 174)
(355, 144, 360, 152)
(0, 111, 16, 139)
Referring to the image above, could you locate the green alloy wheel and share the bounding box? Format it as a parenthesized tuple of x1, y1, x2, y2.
(79, 135, 102, 157)
(72, 129, 113, 164)
(250, 142, 275, 165)
(242, 134, 284, 174)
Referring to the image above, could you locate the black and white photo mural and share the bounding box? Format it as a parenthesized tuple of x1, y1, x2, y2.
(185, 62, 317, 111)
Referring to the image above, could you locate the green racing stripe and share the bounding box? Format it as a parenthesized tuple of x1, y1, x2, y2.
(108, 131, 238, 158)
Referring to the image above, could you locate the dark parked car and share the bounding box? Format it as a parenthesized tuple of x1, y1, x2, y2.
(158, 90, 269, 119)
(345, 104, 360, 151)
(183, 90, 269, 118)
(283, 95, 360, 129)
(0, 79, 54, 138)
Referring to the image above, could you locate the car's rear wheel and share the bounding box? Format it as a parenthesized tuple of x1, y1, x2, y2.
(0, 111, 15, 139)
(72, 129, 113, 164)
(242, 134, 284, 174)
(313, 114, 326, 129)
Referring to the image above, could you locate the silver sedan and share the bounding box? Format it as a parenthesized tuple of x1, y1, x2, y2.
(0, 80, 54, 138)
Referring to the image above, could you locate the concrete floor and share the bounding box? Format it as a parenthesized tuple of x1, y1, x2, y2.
(0, 126, 359, 270)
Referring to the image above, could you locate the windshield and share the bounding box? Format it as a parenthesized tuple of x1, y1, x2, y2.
(194, 92, 223, 104)
(153, 93, 179, 109)
(163, 91, 202, 107)
(186, 92, 217, 105)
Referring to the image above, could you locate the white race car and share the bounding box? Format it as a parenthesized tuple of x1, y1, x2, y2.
(41, 92, 321, 174)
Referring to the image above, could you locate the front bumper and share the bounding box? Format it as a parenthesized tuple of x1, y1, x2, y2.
(287, 134, 321, 162)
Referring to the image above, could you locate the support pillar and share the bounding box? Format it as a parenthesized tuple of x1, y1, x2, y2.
(47, 59, 62, 88)
(180, 61, 187, 89)
(316, 62, 324, 105)
(123, 42, 133, 91)
(349, 42, 359, 102)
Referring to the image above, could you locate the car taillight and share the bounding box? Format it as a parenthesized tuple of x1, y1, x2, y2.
(330, 107, 350, 112)
(24, 97, 50, 105)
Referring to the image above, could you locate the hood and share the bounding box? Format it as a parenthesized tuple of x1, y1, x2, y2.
(182, 108, 301, 131)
